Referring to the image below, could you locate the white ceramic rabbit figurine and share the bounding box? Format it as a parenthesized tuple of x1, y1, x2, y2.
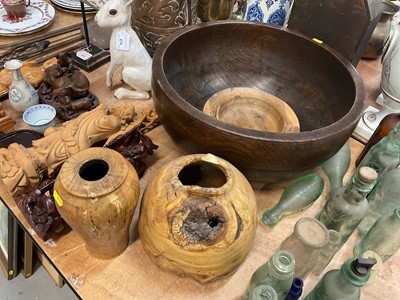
(95, 0, 152, 99)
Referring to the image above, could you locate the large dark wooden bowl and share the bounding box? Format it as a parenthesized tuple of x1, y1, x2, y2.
(152, 21, 365, 183)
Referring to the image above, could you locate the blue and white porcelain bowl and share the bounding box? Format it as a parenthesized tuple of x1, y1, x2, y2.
(23, 104, 56, 134)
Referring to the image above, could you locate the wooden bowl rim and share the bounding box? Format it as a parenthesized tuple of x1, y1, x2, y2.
(152, 20, 365, 143)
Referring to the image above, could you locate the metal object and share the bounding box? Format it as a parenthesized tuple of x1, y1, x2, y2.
(70, 1, 110, 72)
(0, 23, 84, 69)
(0, 23, 81, 50)
(132, 0, 198, 56)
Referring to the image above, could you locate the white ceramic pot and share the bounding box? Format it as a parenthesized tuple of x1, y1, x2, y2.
(245, 0, 294, 27)
(381, 11, 400, 107)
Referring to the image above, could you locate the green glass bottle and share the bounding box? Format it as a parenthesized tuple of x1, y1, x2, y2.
(358, 168, 400, 235)
(245, 250, 295, 300)
(304, 258, 376, 300)
(321, 141, 351, 188)
(354, 207, 400, 263)
(262, 174, 324, 227)
(317, 166, 377, 246)
(247, 284, 278, 300)
(356, 122, 400, 180)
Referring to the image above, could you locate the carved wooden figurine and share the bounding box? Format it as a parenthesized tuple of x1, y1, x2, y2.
(0, 102, 137, 196)
(95, 0, 152, 100)
(38, 53, 99, 121)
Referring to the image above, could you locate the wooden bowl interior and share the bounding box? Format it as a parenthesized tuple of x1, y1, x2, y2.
(162, 23, 356, 132)
(203, 87, 300, 133)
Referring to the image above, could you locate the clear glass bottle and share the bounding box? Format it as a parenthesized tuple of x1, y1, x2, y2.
(321, 141, 351, 188)
(280, 218, 328, 280)
(245, 250, 295, 300)
(247, 284, 278, 300)
(262, 174, 324, 227)
(304, 258, 376, 300)
(354, 207, 400, 263)
(355, 122, 400, 179)
(284, 277, 303, 300)
(358, 168, 400, 235)
(312, 229, 342, 275)
(317, 166, 377, 246)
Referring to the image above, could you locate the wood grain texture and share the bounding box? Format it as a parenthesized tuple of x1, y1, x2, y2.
(203, 87, 300, 133)
(139, 153, 257, 283)
(152, 21, 365, 183)
(54, 147, 140, 259)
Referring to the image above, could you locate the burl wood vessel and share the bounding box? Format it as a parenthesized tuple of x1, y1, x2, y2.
(139, 153, 257, 283)
(54, 147, 140, 259)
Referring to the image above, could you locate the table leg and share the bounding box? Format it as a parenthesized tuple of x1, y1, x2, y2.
(22, 232, 33, 278)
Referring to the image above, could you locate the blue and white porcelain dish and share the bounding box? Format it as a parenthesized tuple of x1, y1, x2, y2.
(23, 104, 56, 134)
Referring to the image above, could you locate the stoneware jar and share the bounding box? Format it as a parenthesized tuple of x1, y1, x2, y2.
(54, 147, 140, 259)
(4, 59, 39, 113)
(138, 153, 257, 283)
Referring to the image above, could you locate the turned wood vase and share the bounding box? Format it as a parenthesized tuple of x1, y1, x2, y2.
(54, 147, 140, 259)
(138, 153, 257, 283)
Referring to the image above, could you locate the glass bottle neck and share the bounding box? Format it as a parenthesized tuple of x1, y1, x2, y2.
(340, 259, 370, 287)
(344, 172, 375, 202)
(267, 250, 295, 280)
(334, 271, 360, 292)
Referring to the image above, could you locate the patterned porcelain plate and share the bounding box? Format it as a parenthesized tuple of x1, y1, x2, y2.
(0, 0, 55, 35)
(51, 0, 94, 11)
(50, 2, 96, 14)
(81, 0, 108, 10)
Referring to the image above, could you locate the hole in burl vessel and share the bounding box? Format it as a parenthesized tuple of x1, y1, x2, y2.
(79, 159, 109, 181)
(178, 161, 226, 188)
(179, 200, 226, 245)
(208, 216, 220, 228)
